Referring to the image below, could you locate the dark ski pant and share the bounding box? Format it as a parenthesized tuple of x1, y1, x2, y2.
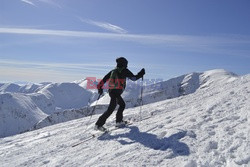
(95, 91, 125, 127)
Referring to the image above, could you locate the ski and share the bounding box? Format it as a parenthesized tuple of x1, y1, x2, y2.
(72, 134, 95, 147)
(72, 131, 109, 147)
(72, 122, 133, 147)
(115, 121, 133, 128)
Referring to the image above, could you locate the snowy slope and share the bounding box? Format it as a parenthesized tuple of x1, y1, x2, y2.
(0, 83, 43, 93)
(37, 82, 93, 111)
(96, 69, 238, 107)
(33, 107, 90, 130)
(0, 83, 22, 93)
(33, 70, 236, 130)
(0, 93, 48, 138)
(0, 71, 249, 167)
(0, 69, 239, 138)
(0, 82, 95, 138)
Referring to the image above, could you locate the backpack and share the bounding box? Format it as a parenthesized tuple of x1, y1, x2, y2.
(108, 67, 126, 90)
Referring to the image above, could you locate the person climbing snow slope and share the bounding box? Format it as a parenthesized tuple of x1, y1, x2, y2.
(95, 57, 145, 131)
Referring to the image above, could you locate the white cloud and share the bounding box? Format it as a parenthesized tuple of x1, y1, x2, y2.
(0, 59, 112, 72)
(0, 27, 203, 44)
(38, 0, 62, 8)
(20, 0, 61, 8)
(21, 0, 36, 7)
(79, 18, 128, 34)
(0, 60, 112, 83)
(1, 27, 250, 58)
(1, 27, 250, 46)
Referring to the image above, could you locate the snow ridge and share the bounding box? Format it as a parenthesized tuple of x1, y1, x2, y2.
(0, 69, 240, 138)
(0, 69, 249, 166)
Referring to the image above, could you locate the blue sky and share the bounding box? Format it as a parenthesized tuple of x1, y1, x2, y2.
(0, 0, 250, 83)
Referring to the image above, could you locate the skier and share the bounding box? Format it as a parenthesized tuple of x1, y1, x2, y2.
(95, 57, 145, 131)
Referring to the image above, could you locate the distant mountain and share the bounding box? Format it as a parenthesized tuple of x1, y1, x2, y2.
(0, 69, 239, 137)
(0, 93, 48, 137)
(0, 81, 95, 138)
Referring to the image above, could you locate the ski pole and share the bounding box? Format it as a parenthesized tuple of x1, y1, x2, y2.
(89, 94, 101, 119)
(83, 94, 101, 133)
(139, 77, 143, 121)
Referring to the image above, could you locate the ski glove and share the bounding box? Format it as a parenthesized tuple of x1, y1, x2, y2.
(138, 68, 145, 77)
(98, 89, 103, 95)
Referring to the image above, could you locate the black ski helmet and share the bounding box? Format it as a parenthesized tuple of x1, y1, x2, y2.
(116, 57, 128, 68)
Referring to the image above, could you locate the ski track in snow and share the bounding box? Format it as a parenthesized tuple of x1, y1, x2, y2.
(0, 70, 250, 166)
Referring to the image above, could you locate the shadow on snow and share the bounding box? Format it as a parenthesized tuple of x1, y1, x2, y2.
(98, 126, 190, 157)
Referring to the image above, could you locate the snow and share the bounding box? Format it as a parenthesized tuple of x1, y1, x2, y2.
(0, 83, 42, 93)
(37, 82, 93, 110)
(96, 69, 238, 107)
(0, 81, 95, 138)
(35, 70, 238, 130)
(0, 69, 249, 166)
(0, 93, 48, 138)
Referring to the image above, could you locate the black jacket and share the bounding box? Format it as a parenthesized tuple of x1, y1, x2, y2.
(97, 68, 143, 94)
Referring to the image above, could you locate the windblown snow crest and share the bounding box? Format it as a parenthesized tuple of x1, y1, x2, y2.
(0, 69, 239, 137)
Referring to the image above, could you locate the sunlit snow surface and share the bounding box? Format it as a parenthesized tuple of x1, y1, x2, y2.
(0, 69, 249, 166)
